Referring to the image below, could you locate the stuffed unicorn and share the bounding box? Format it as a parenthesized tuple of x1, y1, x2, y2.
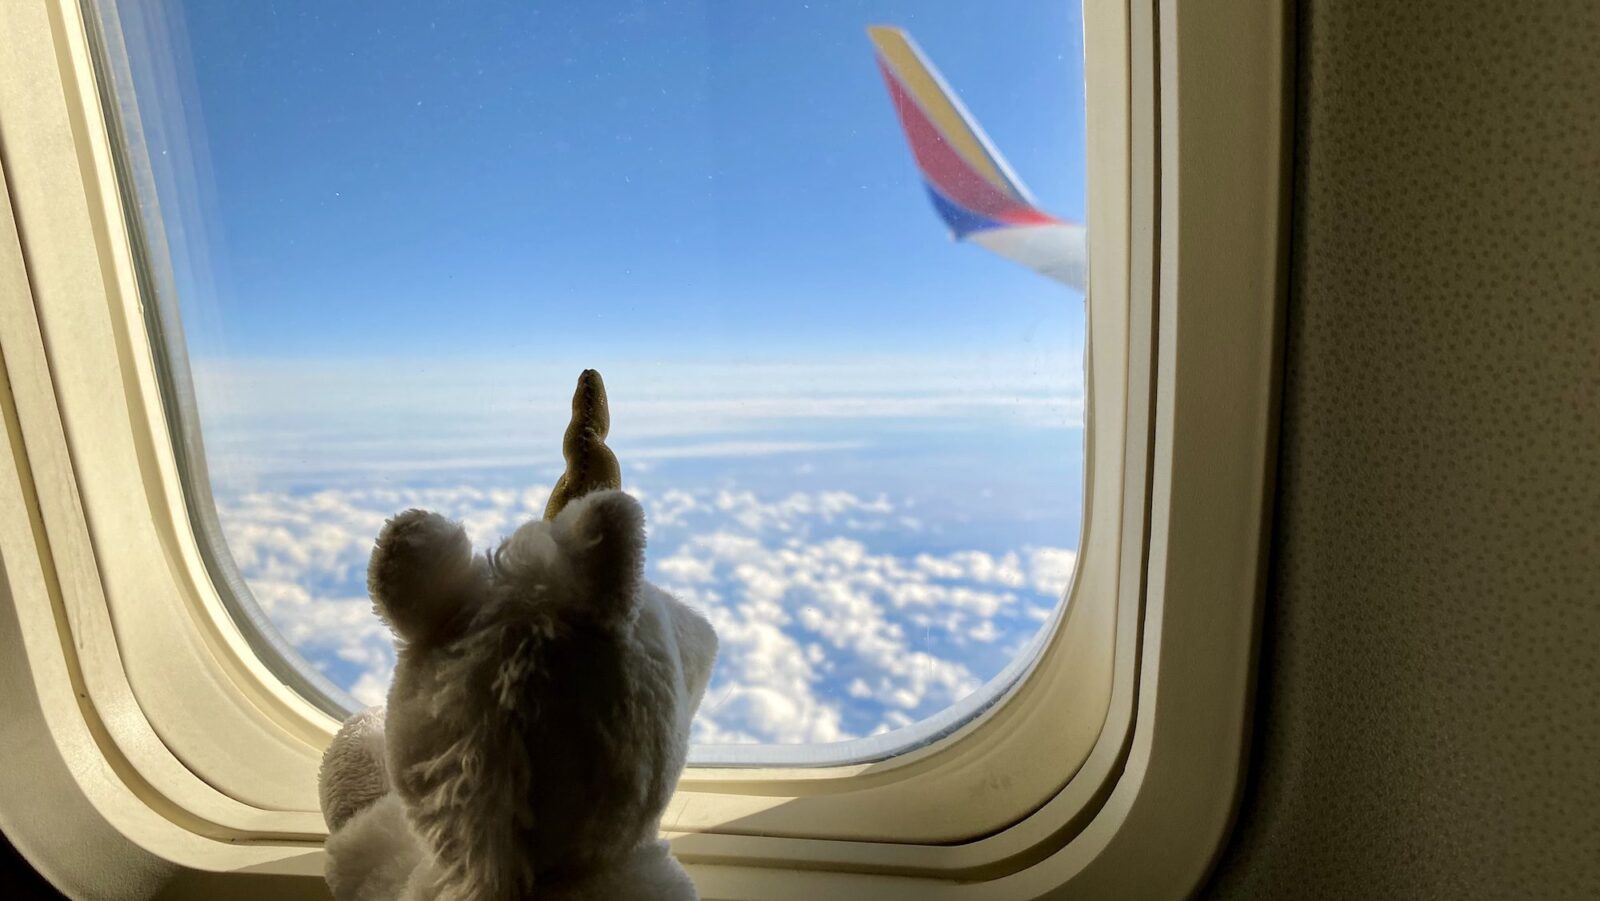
(317, 371, 718, 900)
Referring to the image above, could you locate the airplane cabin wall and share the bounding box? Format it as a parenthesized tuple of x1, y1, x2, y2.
(1198, 1, 1599, 898)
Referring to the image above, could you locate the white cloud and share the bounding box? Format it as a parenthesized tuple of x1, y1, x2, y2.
(631, 440, 866, 461)
(190, 355, 1082, 489)
(350, 671, 392, 708)
(1025, 547, 1078, 597)
(215, 482, 1078, 746)
(657, 554, 715, 584)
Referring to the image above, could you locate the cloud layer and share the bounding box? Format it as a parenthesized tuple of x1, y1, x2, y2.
(190, 355, 1083, 489)
(196, 351, 1083, 745)
(218, 481, 1075, 745)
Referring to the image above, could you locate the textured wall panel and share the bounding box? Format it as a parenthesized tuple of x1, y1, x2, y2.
(1200, 1, 1599, 899)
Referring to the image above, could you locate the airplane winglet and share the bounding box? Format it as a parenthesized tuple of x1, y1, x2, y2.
(867, 25, 1058, 239)
(868, 25, 1087, 291)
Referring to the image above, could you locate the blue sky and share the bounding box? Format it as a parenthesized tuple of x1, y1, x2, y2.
(122, 0, 1090, 746)
(163, 0, 1085, 359)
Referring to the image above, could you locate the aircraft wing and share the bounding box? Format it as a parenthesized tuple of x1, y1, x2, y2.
(867, 25, 1086, 292)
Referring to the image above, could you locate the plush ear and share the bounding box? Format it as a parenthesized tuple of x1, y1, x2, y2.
(670, 596, 719, 712)
(367, 509, 481, 645)
(549, 489, 645, 625)
(318, 707, 390, 832)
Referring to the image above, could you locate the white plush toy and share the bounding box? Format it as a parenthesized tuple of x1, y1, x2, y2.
(318, 371, 718, 901)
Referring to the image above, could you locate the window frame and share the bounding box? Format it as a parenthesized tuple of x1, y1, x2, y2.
(0, 0, 1290, 896)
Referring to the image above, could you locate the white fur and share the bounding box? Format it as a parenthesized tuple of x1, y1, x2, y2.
(323, 794, 427, 901)
(320, 707, 391, 832)
(319, 491, 717, 900)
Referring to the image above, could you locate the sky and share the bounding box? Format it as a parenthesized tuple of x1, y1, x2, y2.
(117, 0, 1089, 751)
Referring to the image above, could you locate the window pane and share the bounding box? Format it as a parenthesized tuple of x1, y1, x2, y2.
(94, 0, 1087, 751)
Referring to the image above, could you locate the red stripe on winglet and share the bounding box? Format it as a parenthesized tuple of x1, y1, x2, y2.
(877, 60, 1057, 228)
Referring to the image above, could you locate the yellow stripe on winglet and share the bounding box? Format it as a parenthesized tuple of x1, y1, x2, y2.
(867, 25, 1016, 198)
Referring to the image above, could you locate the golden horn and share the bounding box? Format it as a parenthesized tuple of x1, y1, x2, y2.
(543, 369, 622, 520)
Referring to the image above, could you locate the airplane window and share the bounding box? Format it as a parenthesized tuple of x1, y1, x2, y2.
(92, 0, 1087, 749)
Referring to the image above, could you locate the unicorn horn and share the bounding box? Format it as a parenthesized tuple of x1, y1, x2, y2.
(543, 369, 622, 520)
